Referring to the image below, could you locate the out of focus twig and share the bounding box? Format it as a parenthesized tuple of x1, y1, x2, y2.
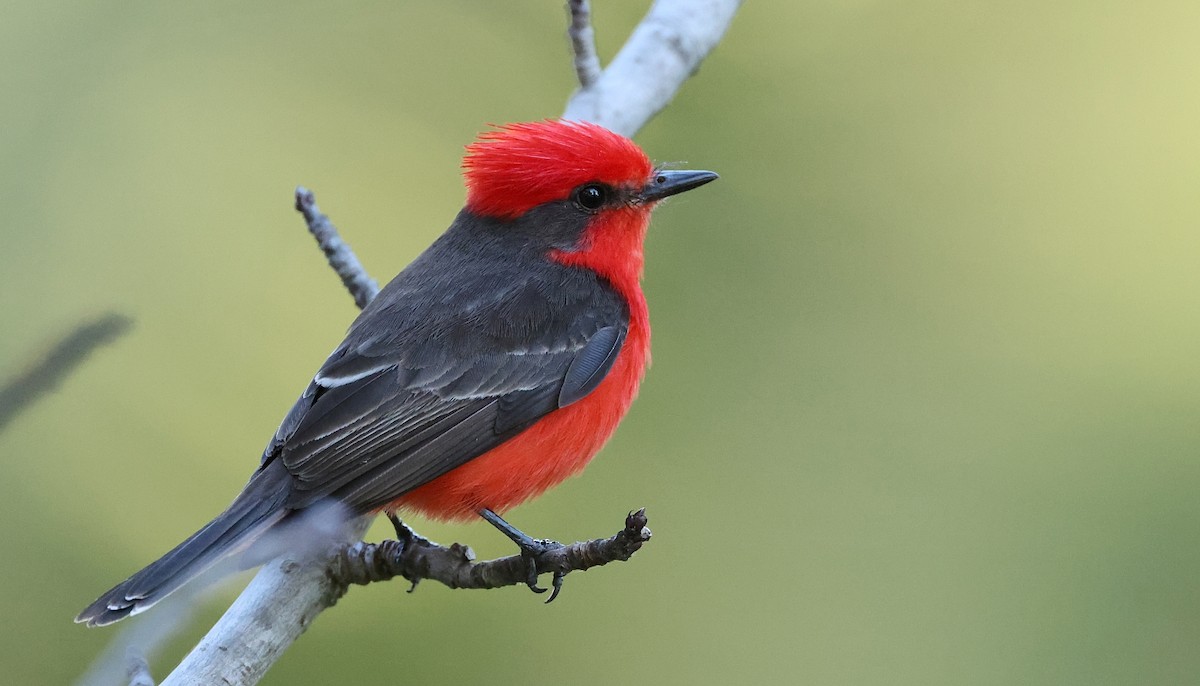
(126, 648, 156, 686)
(0, 312, 132, 433)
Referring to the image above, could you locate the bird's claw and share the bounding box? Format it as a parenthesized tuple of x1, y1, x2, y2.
(478, 509, 571, 603)
(522, 552, 545, 593)
(546, 569, 565, 604)
(516, 537, 565, 599)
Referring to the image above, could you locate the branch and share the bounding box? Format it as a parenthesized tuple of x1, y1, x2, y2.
(158, 512, 649, 686)
(564, 0, 743, 137)
(295, 187, 379, 309)
(141, 2, 739, 683)
(333, 509, 651, 593)
(0, 312, 132, 434)
(567, 0, 602, 89)
(158, 519, 372, 686)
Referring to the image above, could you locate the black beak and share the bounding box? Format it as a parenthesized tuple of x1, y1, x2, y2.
(641, 169, 719, 202)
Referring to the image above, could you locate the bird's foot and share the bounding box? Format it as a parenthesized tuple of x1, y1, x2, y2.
(517, 537, 567, 601)
(386, 511, 424, 593)
(479, 508, 568, 603)
(386, 511, 418, 546)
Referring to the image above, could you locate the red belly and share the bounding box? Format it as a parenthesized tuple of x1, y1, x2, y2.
(394, 323, 648, 522)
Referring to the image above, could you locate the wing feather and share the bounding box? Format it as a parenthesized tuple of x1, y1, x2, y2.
(258, 243, 630, 515)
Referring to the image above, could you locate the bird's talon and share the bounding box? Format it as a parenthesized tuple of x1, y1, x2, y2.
(478, 509, 571, 601)
(522, 550, 547, 593)
(519, 539, 564, 596)
(545, 571, 565, 604)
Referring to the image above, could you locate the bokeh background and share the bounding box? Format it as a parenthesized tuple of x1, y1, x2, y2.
(3, 1, 1200, 684)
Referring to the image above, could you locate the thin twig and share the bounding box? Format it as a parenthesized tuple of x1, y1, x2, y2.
(295, 187, 380, 309)
(567, 0, 602, 89)
(0, 313, 132, 434)
(332, 509, 652, 592)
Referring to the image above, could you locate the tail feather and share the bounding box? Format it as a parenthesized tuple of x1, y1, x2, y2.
(75, 462, 291, 627)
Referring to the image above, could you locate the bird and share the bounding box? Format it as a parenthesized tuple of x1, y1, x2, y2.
(76, 119, 717, 627)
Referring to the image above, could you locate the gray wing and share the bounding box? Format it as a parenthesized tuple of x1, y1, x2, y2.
(261, 274, 627, 514)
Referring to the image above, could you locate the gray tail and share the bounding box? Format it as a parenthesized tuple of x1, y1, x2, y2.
(75, 461, 291, 627)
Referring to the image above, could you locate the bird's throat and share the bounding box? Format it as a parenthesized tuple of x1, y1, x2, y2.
(550, 208, 650, 316)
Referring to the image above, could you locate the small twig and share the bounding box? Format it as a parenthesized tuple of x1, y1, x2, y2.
(0, 312, 132, 434)
(126, 647, 155, 686)
(295, 187, 380, 309)
(567, 0, 602, 89)
(331, 509, 652, 592)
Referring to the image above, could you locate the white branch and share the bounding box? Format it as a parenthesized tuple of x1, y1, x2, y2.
(126, 2, 742, 684)
(564, 0, 743, 137)
(161, 520, 371, 686)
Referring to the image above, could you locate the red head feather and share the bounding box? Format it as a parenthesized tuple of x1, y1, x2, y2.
(462, 120, 653, 220)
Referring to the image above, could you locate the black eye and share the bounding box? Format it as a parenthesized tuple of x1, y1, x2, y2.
(574, 184, 607, 211)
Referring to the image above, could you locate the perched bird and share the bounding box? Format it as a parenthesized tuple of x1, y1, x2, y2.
(77, 120, 717, 626)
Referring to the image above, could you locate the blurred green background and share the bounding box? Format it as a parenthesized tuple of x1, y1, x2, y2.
(3, 1, 1200, 684)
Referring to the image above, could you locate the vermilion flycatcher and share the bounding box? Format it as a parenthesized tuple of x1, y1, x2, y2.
(77, 120, 717, 626)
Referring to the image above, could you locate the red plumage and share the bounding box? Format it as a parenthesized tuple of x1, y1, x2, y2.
(402, 122, 655, 520)
(400, 214, 653, 521)
(464, 120, 653, 220)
